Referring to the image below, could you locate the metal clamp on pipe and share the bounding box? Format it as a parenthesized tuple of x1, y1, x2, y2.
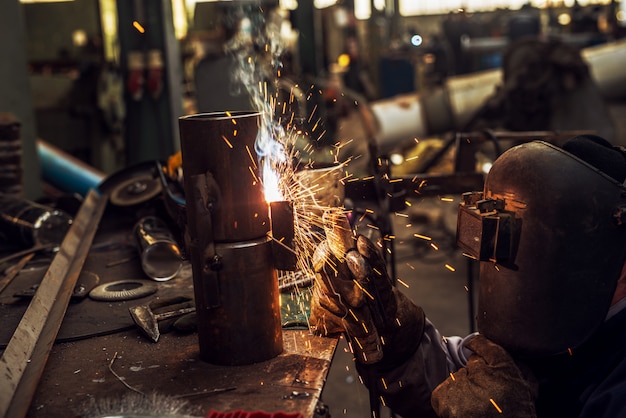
(269, 200, 296, 272)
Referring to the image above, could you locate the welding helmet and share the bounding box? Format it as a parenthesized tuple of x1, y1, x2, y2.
(457, 137, 626, 357)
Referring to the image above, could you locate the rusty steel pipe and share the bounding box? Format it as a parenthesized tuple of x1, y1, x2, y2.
(179, 111, 283, 365)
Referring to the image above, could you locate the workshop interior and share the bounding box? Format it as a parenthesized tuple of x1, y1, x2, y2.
(1, 0, 626, 417)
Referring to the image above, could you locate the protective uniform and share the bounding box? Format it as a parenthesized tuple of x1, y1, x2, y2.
(310, 135, 626, 417)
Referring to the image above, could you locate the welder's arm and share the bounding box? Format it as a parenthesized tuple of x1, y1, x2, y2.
(309, 211, 538, 417)
(309, 210, 452, 416)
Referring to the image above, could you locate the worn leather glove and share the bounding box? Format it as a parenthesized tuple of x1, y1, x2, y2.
(431, 334, 538, 418)
(309, 209, 425, 365)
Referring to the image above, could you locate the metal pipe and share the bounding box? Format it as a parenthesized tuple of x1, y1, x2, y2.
(179, 111, 283, 366)
(368, 39, 626, 153)
(37, 139, 105, 197)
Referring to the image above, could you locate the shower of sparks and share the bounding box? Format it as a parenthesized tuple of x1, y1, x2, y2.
(220, 5, 360, 308)
(220, 13, 466, 396)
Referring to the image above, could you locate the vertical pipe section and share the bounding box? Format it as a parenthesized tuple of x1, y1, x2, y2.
(179, 111, 283, 365)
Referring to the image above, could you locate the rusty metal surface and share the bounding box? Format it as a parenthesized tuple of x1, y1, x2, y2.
(179, 111, 284, 366)
(27, 329, 337, 418)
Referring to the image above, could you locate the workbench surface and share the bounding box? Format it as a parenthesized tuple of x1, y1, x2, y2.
(0, 200, 337, 418)
(28, 328, 337, 417)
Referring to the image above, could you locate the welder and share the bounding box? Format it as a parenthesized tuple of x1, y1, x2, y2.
(310, 134, 626, 417)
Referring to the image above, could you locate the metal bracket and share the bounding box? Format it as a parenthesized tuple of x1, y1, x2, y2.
(190, 171, 221, 308)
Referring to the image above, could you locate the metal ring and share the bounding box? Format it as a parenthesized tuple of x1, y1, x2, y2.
(89, 279, 158, 301)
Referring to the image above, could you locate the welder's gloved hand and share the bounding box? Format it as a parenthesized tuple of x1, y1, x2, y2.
(309, 209, 425, 365)
(431, 334, 538, 418)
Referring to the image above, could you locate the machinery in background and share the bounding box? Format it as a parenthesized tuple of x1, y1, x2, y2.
(363, 37, 626, 161)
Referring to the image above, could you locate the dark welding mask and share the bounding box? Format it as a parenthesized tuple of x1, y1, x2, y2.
(457, 139, 626, 357)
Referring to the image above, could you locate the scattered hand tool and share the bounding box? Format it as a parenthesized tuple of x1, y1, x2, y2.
(129, 296, 195, 342)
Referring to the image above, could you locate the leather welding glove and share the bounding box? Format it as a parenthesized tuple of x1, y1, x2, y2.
(431, 334, 538, 418)
(309, 209, 425, 366)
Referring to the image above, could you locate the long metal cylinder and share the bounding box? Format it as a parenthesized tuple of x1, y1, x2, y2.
(179, 111, 283, 365)
(368, 39, 626, 152)
(200, 237, 282, 364)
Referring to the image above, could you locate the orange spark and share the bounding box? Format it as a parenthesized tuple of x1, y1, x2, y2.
(489, 398, 503, 414)
(449, 372, 456, 381)
(354, 337, 364, 350)
(221, 135, 233, 148)
(308, 104, 317, 122)
(248, 166, 259, 182)
(353, 280, 375, 300)
(397, 278, 409, 288)
(430, 243, 439, 251)
(133, 21, 145, 33)
(245, 145, 257, 169)
(445, 264, 456, 272)
(414, 233, 432, 241)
